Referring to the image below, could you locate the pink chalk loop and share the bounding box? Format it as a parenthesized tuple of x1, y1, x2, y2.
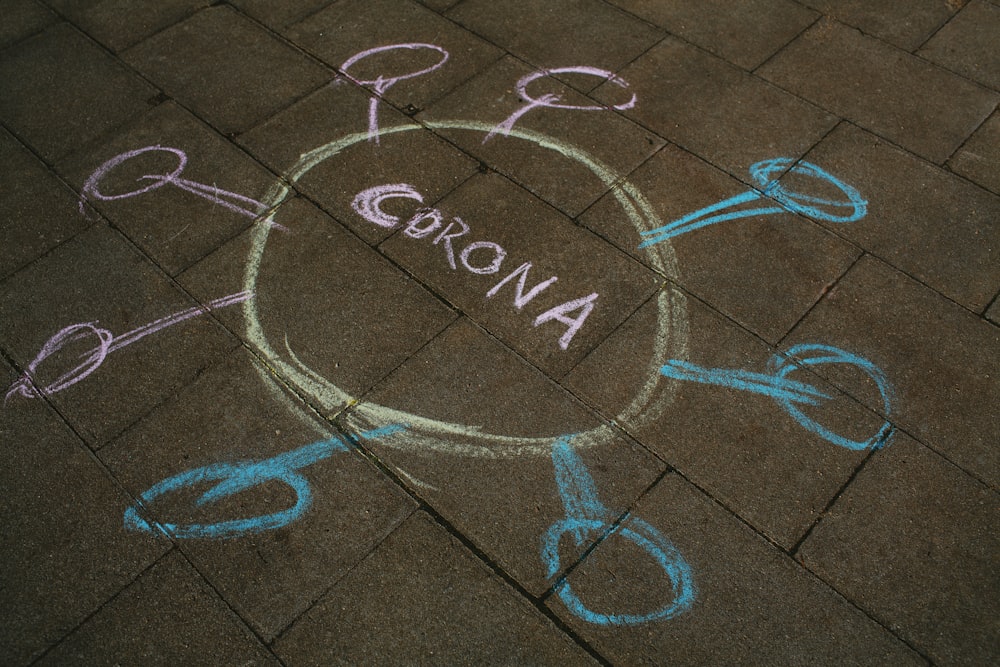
(79, 145, 271, 222)
(339, 43, 450, 143)
(486, 66, 636, 142)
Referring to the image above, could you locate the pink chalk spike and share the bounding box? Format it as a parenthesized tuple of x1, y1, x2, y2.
(80, 145, 269, 223)
(486, 66, 636, 142)
(5, 291, 253, 403)
(338, 43, 449, 143)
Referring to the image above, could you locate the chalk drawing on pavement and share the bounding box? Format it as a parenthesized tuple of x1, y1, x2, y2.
(6, 291, 253, 402)
(638, 158, 867, 248)
(245, 120, 689, 459)
(124, 424, 407, 539)
(543, 436, 695, 625)
(12, 41, 898, 630)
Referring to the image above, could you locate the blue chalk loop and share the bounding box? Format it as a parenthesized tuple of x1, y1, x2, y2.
(639, 158, 867, 248)
(542, 437, 696, 626)
(124, 425, 407, 538)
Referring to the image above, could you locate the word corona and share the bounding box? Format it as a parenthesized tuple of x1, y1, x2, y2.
(352, 183, 598, 350)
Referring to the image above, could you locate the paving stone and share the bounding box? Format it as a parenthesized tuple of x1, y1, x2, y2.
(0, 23, 156, 162)
(0, 0, 56, 50)
(419, 55, 666, 218)
(988, 296, 1000, 324)
(547, 473, 923, 665)
(799, 432, 999, 665)
(229, 0, 332, 30)
(919, 1, 1000, 91)
(177, 197, 457, 414)
(0, 128, 91, 281)
(0, 225, 239, 447)
(447, 0, 664, 74)
(0, 358, 169, 666)
(949, 111, 1000, 194)
(798, 122, 1000, 311)
(274, 512, 596, 665)
(58, 102, 279, 277)
(37, 551, 278, 665)
(284, 0, 503, 112)
(238, 83, 479, 246)
(784, 255, 1000, 488)
(342, 318, 664, 595)
(98, 348, 417, 640)
(378, 171, 661, 378)
(565, 288, 887, 549)
(123, 6, 329, 135)
(607, 0, 818, 70)
(580, 143, 861, 343)
(417, 0, 461, 12)
(44, 0, 210, 52)
(757, 18, 999, 164)
(598, 36, 837, 178)
(796, 0, 961, 51)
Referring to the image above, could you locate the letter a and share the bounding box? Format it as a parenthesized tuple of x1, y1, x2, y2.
(534, 293, 598, 350)
(486, 262, 558, 309)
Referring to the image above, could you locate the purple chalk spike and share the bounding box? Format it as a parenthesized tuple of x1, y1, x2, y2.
(338, 43, 450, 143)
(5, 292, 253, 403)
(80, 145, 272, 224)
(485, 66, 636, 142)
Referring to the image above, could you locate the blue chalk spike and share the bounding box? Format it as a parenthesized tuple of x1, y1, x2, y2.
(660, 346, 893, 451)
(542, 436, 696, 626)
(124, 424, 407, 539)
(659, 360, 831, 406)
(550, 516, 696, 625)
(639, 157, 866, 249)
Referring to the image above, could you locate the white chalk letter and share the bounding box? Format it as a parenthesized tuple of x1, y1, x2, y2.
(404, 208, 444, 238)
(534, 293, 598, 350)
(433, 218, 470, 269)
(352, 183, 423, 228)
(486, 262, 558, 309)
(460, 241, 506, 275)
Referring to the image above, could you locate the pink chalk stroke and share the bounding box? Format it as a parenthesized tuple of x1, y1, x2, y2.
(6, 291, 254, 402)
(339, 43, 449, 143)
(485, 67, 637, 142)
(351, 183, 425, 228)
(80, 146, 287, 231)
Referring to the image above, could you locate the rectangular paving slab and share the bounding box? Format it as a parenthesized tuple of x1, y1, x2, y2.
(0, 225, 240, 447)
(783, 255, 1000, 488)
(98, 347, 418, 640)
(341, 317, 665, 596)
(0, 128, 91, 281)
(580, 142, 862, 343)
(798, 432, 999, 665)
(58, 101, 281, 277)
(565, 287, 886, 549)
(598, 35, 837, 179)
(0, 358, 169, 666)
(757, 18, 999, 163)
(0, 23, 157, 162)
(123, 6, 330, 135)
(36, 552, 278, 666)
(794, 122, 1000, 311)
(607, 0, 819, 70)
(274, 512, 597, 665)
(378, 171, 661, 378)
(546, 473, 924, 665)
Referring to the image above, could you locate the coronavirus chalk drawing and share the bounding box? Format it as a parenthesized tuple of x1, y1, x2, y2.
(11, 40, 895, 630)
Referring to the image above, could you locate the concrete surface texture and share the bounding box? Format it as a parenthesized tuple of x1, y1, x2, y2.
(1, 0, 997, 665)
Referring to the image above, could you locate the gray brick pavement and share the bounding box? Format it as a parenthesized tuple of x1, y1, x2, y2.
(1, 1, 996, 664)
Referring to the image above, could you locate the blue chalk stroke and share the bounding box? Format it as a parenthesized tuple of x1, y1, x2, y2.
(124, 424, 406, 539)
(660, 344, 893, 450)
(541, 436, 695, 625)
(639, 158, 867, 248)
